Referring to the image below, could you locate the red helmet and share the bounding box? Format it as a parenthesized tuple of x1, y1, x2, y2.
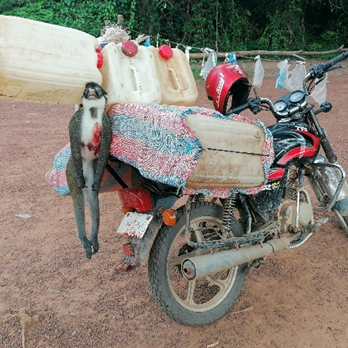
(206, 63, 250, 114)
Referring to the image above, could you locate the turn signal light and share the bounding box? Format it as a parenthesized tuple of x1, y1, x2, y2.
(162, 209, 177, 226)
(122, 207, 134, 214)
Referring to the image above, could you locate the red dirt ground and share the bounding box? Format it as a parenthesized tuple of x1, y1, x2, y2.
(2, 60, 348, 348)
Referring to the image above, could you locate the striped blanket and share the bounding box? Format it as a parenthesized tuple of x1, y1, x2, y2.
(45, 104, 274, 198)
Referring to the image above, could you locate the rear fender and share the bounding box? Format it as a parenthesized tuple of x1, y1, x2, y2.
(118, 187, 153, 212)
(116, 217, 164, 274)
(116, 189, 179, 274)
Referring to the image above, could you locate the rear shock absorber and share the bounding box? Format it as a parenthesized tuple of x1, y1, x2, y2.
(222, 193, 237, 233)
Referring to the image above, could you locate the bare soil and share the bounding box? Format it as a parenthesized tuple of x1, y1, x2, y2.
(2, 60, 348, 348)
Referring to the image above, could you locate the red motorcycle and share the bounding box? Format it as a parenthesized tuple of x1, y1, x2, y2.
(109, 52, 348, 326)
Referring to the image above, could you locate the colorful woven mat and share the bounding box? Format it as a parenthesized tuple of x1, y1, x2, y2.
(45, 104, 273, 198)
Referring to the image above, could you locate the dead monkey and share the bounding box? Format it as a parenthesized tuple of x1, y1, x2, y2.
(66, 82, 112, 259)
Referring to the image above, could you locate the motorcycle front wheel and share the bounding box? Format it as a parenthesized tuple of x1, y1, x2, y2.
(148, 201, 247, 327)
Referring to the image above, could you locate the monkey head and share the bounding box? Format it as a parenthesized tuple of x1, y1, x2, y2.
(82, 82, 108, 109)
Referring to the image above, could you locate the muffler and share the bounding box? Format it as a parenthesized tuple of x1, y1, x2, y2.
(181, 232, 301, 280)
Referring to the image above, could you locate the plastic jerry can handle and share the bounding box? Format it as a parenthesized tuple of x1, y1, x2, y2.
(130, 65, 142, 91)
(168, 67, 183, 91)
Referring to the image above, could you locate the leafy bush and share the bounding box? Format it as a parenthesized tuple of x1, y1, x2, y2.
(2, 0, 347, 51)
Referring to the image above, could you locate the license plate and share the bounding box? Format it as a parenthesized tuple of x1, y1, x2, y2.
(116, 212, 153, 238)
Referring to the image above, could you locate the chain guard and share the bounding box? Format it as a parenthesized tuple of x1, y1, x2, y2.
(187, 221, 280, 250)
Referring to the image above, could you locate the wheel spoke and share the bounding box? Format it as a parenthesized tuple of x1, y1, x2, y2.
(148, 202, 246, 324)
(184, 279, 197, 305)
(192, 222, 204, 243)
(168, 249, 205, 269)
(206, 275, 230, 291)
(168, 254, 191, 268)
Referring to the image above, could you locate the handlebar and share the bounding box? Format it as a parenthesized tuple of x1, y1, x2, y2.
(228, 52, 348, 118)
(321, 51, 348, 71)
(308, 51, 348, 80)
(228, 96, 278, 116)
(227, 101, 249, 115)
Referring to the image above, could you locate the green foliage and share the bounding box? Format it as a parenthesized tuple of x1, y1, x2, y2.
(127, 0, 137, 30)
(0, 0, 25, 13)
(190, 60, 203, 80)
(258, 0, 304, 51)
(3, 0, 118, 37)
(2, 0, 347, 51)
(4, 4, 49, 23)
(218, 1, 253, 51)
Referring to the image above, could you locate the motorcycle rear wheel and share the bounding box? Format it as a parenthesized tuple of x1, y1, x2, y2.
(148, 201, 247, 327)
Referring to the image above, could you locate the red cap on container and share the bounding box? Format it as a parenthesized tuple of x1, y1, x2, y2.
(96, 49, 103, 69)
(121, 41, 138, 57)
(158, 44, 173, 60)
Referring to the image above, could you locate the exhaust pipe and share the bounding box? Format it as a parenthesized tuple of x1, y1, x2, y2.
(181, 232, 302, 280)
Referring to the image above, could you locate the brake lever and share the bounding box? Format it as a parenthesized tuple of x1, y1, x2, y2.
(327, 65, 342, 73)
(313, 67, 340, 86)
(310, 63, 342, 79)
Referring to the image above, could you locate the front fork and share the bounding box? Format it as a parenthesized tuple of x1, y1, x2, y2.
(306, 155, 348, 215)
(307, 108, 348, 216)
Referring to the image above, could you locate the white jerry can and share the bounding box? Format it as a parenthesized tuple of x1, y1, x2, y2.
(150, 45, 198, 106)
(185, 114, 266, 189)
(99, 41, 162, 109)
(0, 15, 102, 105)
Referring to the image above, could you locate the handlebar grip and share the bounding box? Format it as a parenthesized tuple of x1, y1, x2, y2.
(322, 52, 348, 72)
(227, 102, 250, 115)
(310, 52, 348, 78)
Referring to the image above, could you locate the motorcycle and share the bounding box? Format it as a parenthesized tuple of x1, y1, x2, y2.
(111, 52, 348, 327)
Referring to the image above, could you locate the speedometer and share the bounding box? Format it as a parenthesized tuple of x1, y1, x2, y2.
(289, 90, 305, 103)
(274, 100, 287, 112)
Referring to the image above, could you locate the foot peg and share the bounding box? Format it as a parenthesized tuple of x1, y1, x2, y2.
(247, 258, 266, 274)
(313, 217, 329, 232)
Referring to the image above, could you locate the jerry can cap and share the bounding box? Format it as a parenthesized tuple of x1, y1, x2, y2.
(96, 47, 103, 68)
(121, 41, 138, 57)
(158, 44, 173, 60)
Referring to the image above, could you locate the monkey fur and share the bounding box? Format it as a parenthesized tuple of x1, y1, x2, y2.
(66, 82, 112, 259)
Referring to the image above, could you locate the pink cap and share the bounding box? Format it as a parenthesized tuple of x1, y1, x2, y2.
(158, 44, 173, 60)
(121, 41, 138, 57)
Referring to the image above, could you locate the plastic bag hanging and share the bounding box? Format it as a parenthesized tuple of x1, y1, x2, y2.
(144, 36, 151, 47)
(311, 75, 328, 105)
(228, 52, 238, 63)
(275, 59, 290, 89)
(252, 55, 264, 87)
(287, 61, 307, 92)
(200, 50, 217, 80)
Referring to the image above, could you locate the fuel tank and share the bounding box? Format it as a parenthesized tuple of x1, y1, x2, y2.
(269, 122, 320, 170)
(251, 123, 320, 213)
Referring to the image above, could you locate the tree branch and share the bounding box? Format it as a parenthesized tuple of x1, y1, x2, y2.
(189, 45, 346, 59)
